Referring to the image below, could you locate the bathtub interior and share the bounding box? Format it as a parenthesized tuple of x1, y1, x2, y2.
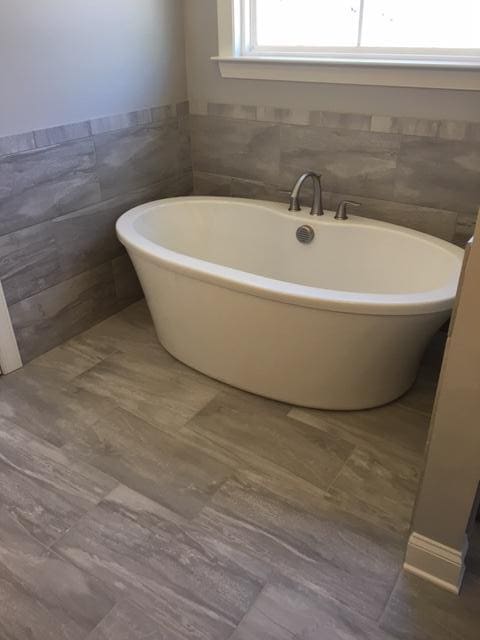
(131, 198, 463, 297)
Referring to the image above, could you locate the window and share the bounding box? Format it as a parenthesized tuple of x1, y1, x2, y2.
(247, 0, 480, 62)
(215, 0, 480, 89)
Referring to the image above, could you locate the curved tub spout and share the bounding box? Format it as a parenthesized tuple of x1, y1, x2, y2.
(289, 172, 324, 216)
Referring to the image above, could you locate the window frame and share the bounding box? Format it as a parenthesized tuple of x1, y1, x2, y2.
(214, 0, 480, 90)
(244, 0, 480, 63)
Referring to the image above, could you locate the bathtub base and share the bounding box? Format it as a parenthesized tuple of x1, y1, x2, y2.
(134, 257, 448, 410)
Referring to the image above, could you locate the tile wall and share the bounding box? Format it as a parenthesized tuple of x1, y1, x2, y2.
(189, 100, 480, 246)
(2, 97, 480, 363)
(0, 102, 192, 362)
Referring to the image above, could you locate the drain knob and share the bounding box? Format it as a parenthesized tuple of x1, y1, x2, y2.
(296, 224, 315, 244)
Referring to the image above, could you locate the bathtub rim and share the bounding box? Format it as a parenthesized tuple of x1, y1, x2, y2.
(116, 196, 464, 317)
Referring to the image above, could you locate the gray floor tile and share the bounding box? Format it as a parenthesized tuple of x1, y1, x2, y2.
(0, 366, 113, 447)
(231, 582, 396, 640)
(66, 406, 235, 518)
(289, 401, 429, 463)
(0, 507, 115, 640)
(0, 303, 475, 639)
(54, 485, 263, 640)
(328, 446, 420, 536)
(69, 300, 159, 356)
(73, 348, 218, 433)
(24, 337, 115, 385)
(86, 600, 160, 640)
(0, 424, 117, 546)
(380, 572, 480, 640)
(184, 390, 354, 492)
(191, 472, 404, 621)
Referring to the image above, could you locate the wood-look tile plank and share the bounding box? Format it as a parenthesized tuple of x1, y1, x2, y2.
(73, 348, 218, 433)
(191, 472, 404, 621)
(53, 485, 263, 640)
(64, 300, 158, 359)
(183, 390, 354, 492)
(328, 447, 420, 536)
(86, 600, 160, 640)
(0, 366, 114, 447)
(289, 401, 429, 462)
(380, 572, 480, 640)
(0, 424, 117, 546)
(23, 335, 117, 386)
(0, 508, 115, 640)
(66, 406, 235, 519)
(231, 582, 397, 640)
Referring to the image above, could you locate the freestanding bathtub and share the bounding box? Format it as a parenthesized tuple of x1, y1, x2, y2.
(117, 196, 463, 410)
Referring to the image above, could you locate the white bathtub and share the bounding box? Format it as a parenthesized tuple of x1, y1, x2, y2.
(117, 196, 463, 410)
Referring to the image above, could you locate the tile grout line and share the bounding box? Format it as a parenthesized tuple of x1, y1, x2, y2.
(376, 568, 403, 626)
(0, 99, 188, 157)
(323, 445, 357, 494)
(48, 481, 122, 555)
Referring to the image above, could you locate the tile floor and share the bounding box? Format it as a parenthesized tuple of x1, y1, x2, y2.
(0, 300, 479, 640)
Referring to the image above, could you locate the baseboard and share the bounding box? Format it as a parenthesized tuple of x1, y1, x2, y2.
(404, 532, 468, 594)
(0, 282, 22, 374)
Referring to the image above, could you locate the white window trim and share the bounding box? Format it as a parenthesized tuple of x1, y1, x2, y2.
(214, 0, 480, 91)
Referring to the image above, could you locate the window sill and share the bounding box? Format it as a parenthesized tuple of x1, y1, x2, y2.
(213, 56, 480, 91)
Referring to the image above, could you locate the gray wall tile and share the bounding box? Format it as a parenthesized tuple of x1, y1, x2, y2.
(279, 125, 400, 200)
(0, 139, 101, 235)
(438, 121, 468, 141)
(1, 102, 191, 363)
(90, 109, 152, 135)
(34, 121, 91, 148)
(310, 111, 371, 131)
(207, 102, 257, 120)
(151, 105, 175, 122)
(10, 262, 119, 362)
(94, 121, 185, 200)
(371, 116, 439, 137)
(0, 132, 35, 157)
(193, 171, 232, 196)
(231, 177, 284, 203)
(175, 100, 190, 118)
(323, 192, 459, 241)
(112, 254, 143, 305)
(466, 122, 480, 142)
(257, 106, 309, 126)
(0, 222, 60, 305)
(395, 137, 480, 213)
(51, 199, 127, 280)
(191, 115, 280, 184)
(453, 212, 478, 246)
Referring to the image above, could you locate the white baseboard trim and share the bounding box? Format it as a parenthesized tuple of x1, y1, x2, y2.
(404, 532, 468, 594)
(0, 282, 22, 374)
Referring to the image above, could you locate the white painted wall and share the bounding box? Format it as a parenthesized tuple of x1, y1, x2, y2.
(0, 0, 187, 137)
(184, 0, 480, 121)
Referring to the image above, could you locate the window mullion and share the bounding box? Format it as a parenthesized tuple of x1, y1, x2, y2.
(357, 0, 366, 48)
(248, 0, 257, 52)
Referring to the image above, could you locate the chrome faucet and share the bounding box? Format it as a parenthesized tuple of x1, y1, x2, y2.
(288, 172, 324, 216)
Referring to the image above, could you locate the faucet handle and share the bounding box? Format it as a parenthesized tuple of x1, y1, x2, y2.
(335, 200, 360, 221)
